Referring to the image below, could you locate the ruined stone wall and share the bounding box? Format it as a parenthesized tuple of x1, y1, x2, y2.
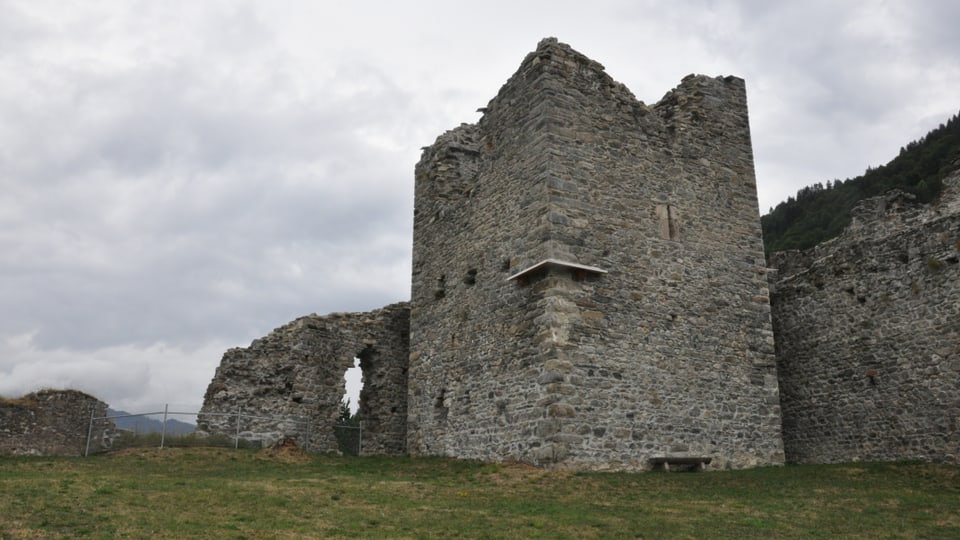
(195, 38, 957, 470)
(409, 38, 783, 470)
(0, 389, 114, 456)
(197, 303, 409, 454)
(771, 173, 960, 464)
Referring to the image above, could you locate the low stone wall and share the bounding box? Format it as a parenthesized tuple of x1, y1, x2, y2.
(0, 389, 115, 456)
(771, 174, 960, 464)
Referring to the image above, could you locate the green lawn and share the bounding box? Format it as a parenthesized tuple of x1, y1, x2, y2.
(0, 447, 957, 538)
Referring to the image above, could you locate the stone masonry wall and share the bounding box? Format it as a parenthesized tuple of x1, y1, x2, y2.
(408, 38, 783, 470)
(0, 389, 114, 456)
(197, 38, 957, 470)
(197, 303, 409, 454)
(770, 172, 960, 464)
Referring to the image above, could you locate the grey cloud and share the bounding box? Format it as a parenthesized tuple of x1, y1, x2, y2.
(0, 15, 416, 353)
(2, 0, 958, 410)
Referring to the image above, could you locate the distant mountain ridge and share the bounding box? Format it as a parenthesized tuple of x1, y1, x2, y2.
(762, 110, 960, 255)
(107, 408, 195, 435)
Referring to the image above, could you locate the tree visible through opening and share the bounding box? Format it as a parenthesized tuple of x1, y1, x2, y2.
(342, 357, 363, 415)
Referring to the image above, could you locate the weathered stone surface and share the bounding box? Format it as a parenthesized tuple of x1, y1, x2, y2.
(770, 171, 960, 464)
(407, 38, 784, 470)
(197, 303, 409, 454)
(0, 389, 114, 456)
(196, 38, 957, 471)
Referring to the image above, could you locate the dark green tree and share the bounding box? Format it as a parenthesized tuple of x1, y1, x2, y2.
(338, 400, 360, 426)
(334, 399, 362, 455)
(762, 110, 960, 256)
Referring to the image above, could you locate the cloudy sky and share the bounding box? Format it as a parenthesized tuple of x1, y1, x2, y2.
(2, 0, 958, 414)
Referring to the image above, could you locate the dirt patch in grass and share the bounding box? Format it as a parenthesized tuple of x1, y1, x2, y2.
(258, 448, 311, 464)
(476, 460, 560, 484)
(256, 437, 311, 464)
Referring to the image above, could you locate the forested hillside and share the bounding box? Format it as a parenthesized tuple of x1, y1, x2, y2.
(761, 111, 960, 255)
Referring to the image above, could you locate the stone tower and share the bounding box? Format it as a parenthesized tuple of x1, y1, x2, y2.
(407, 38, 784, 470)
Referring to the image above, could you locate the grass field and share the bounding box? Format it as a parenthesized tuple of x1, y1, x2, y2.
(1, 447, 958, 539)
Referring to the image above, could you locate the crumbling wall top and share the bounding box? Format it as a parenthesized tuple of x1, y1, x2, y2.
(199, 302, 410, 455)
(771, 167, 960, 281)
(0, 389, 113, 456)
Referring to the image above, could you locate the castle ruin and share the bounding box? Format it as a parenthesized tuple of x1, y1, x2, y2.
(198, 38, 959, 469)
(0, 389, 114, 456)
(771, 176, 960, 464)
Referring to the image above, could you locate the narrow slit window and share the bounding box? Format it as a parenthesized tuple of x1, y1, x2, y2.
(657, 204, 680, 240)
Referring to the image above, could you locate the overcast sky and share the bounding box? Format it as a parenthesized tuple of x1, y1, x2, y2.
(2, 0, 958, 414)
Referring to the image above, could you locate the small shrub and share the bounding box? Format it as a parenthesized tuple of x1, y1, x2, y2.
(334, 425, 361, 456)
(927, 257, 944, 273)
(0, 395, 40, 408)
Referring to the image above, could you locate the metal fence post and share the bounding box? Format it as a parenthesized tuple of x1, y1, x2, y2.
(160, 404, 169, 449)
(84, 407, 95, 457)
(306, 418, 312, 450)
(234, 407, 242, 449)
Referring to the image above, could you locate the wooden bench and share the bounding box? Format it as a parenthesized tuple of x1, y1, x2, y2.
(649, 456, 712, 472)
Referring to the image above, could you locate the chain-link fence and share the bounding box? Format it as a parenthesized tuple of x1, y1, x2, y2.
(196, 409, 315, 451)
(85, 406, 319, 456)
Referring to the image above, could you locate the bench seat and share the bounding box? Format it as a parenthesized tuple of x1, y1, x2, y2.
(649, 456, 712, 472)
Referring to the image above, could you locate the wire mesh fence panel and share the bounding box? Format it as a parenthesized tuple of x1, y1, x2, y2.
(220, 411, 313, 450)
(85, 407, 313, 455)
(87, 412, 215, 454)
(334, 423, 362, 456)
